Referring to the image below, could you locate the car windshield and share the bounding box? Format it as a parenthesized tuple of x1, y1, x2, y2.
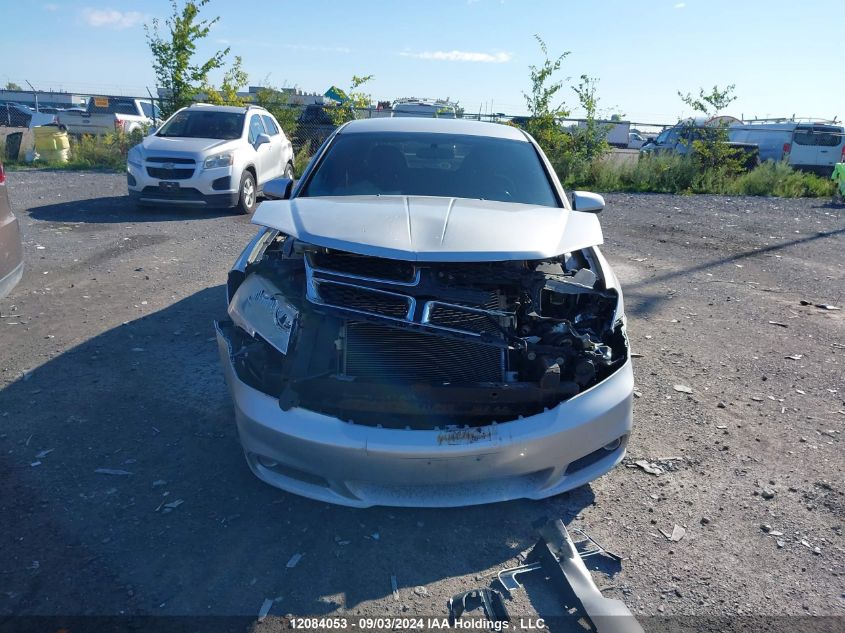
(156, 110, 244, 140)
(302, 131, 559, 207)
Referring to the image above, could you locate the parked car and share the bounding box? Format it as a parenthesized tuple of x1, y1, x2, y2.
(0, 161, 23, 299)
(641, 116, 759, 169)
(126, 103, 294, 214)
(627, 132, 647, 149)
(58, 96, 158, 135)
(215, 117, 632, 507)
(728, 121, 845, 175)
(390, 98, 458, 118)
(0, 102, 57, 128)
(292, 104, 336, 152)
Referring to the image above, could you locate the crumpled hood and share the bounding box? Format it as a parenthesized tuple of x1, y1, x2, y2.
(251, 195, 603, 262)
(140, 135, 236, 156)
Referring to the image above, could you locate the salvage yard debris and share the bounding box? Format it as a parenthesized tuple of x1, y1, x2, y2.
(94, 468, 132, 476)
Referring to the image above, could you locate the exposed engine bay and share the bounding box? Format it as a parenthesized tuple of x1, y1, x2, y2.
(222, 231, 628, 430)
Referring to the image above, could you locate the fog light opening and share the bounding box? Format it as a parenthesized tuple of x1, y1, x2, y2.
(257, 455, 279, 468)
(603, 437, 622, 451)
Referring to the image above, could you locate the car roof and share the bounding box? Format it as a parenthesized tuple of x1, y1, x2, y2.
(337, 116, 529, 141)
(186, 104, 262, 114)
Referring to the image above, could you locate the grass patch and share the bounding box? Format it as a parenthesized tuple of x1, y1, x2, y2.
(3, 129, 143, 172)
(565, 156, 835, 198)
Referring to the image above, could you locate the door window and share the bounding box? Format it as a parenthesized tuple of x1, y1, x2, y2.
(248, 114, 266, 144)
(260, 115, 280, 135)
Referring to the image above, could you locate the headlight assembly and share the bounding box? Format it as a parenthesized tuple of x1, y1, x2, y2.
(203, 152, 234, 170)
(228, 274, 299, 355)
(127, 146, 143, 169)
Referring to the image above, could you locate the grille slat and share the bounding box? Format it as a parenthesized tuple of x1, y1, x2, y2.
(344, 323, 504, 384)
(310, 252, 417, 284)
(147, 167, 195, 180)
(146, 156, 196, 164)
(315, 281, 412, 318)
(425, 302, 512, 336)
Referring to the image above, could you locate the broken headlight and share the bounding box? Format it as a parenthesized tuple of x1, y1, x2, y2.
(228, 274, 299, 355)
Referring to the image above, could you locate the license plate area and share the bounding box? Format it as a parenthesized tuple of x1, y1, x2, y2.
(159, 181, 180, 191)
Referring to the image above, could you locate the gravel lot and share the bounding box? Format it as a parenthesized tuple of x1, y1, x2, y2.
(1, 170, 843, 629)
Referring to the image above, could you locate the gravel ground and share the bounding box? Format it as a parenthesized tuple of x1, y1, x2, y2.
(0, 170, 843, 630)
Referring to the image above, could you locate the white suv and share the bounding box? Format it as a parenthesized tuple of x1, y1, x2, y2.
(127, 104, 294, 214)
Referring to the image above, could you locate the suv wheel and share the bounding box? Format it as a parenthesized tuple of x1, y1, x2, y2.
(283, 162, 294, 180)
(237, 171, 257, 214)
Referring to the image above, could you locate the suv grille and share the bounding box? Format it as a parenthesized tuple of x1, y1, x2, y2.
(147, 167, 194, 180)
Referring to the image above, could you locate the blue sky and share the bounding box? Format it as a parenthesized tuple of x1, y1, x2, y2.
(1, 0, 841, 124)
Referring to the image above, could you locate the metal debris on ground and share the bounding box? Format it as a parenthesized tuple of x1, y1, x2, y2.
(493, 519, 643, 633)
(632, 460, 663, 475)
(286, 553, 303, 568)
(257, 598, 273, 621)
(800, 300, 840, 311)
(447, 589, 509, 627)
(785, 354, 803, 360)
(94, 468, 133, 476)
(768, 321, 789, 328)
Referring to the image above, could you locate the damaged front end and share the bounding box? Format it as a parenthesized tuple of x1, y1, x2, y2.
(219, 229, 628, 431)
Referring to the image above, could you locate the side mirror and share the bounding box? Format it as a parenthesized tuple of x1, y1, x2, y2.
(263, 177, 293, 200)
(572, 191, 605, 213)
(256, 133, 272, 147)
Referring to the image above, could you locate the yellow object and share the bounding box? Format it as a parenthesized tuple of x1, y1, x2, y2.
(33, 126, 70, 163)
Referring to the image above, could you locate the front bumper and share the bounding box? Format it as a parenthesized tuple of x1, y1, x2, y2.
(127, 162, 239, 208)
(216, 322, 634, 508)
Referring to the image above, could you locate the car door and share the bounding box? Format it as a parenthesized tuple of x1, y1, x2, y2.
(789, 127, 818, 169)
(812, 126, 843, 171)
(247, 113, 272, 185)
(260, 114, 287, 179)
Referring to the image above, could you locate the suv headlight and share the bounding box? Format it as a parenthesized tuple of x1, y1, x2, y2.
(127, 146, 143, 169)
(228, 274, 299, 355)
(203, 152, 234, 170)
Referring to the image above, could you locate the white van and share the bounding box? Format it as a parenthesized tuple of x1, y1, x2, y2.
(729, 121, 844, 174)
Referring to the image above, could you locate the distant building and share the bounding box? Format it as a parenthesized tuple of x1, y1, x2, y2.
(0, 89, 88, 109)
(237, 86, 329, 106)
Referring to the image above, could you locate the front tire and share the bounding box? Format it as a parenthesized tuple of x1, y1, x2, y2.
(237, 170, 257, 214)
(283, 162, 294, 180)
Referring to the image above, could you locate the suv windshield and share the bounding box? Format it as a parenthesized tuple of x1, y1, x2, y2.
(302, 131, 559, 207)
(157, 110, 244, 140)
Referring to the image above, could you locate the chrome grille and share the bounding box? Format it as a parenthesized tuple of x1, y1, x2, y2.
(344, 322, 504, 383)
(311, 279, 414, 319)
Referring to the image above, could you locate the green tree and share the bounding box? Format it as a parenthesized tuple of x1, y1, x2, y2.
(571, 74, 611, 162)
(201, 56, 248, 106)
(4, 82, 22, 91)
(145, 0, 234, 117)
(327, 75, 374, 126)
(252, 87, 299, 133)
(522, 35, 572, 161)
(677, 84, 744, 175)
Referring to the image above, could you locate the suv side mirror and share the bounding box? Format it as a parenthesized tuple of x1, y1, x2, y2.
(571, 191, 604, 213)
(263, 177, 293, 200)
(255, 133, 272, 147)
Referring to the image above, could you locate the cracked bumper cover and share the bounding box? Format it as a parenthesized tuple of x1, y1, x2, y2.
(216, 322, 633, 508)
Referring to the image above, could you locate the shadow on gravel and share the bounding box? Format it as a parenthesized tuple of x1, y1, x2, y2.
(624, 226, 845, 317)
(0, 287, 596, 617)
(28, 196, 238, 224)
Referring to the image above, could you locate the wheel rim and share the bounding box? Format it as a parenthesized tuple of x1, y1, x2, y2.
(284, 165, 293, 179)
(243, 178, 255, 207)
